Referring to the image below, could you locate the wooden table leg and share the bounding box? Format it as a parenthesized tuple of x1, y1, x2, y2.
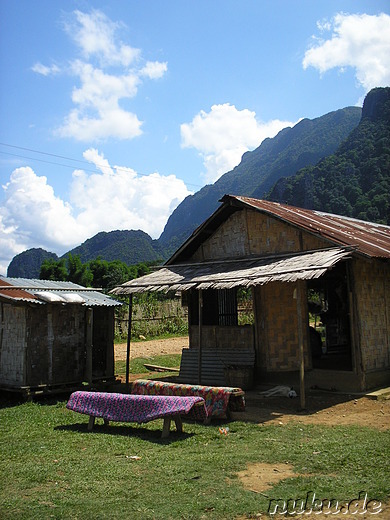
(174, 415, 183, 433)
(162, 415, 183, 438)
(88, 416, 96, 431)
(162, 416, 171, 438)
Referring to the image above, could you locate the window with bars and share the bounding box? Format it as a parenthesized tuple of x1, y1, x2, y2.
(187, 288, 238, 326)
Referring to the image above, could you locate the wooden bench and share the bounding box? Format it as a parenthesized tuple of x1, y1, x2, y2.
(66, 391, 207, 438)
(131, 379, 245, 420)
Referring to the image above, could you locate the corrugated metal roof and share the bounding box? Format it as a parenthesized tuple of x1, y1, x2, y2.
(232, 196, 390, 258)
(111, 247, 352, 294)
(0, 279, 40, 303)
(0, 277, 122, 306)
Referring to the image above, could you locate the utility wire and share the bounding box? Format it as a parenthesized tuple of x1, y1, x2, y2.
(0, 142, 203, 189)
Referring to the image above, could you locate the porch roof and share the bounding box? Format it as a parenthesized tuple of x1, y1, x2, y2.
(111, 247, 352, 295)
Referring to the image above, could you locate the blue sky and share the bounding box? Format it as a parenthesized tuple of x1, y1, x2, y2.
(0, 0, 389, 274)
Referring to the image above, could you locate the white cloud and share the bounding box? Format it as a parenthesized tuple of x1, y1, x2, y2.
(303, 13, 390, 92)
(31, 62, 60, 76)
(65, 9, 140, 67)
(57, 106, 143, 141)
(181, 103, 296, 183)
(70, 149, 190, 236)
(0, 153, 191, 274)
(140, 61, 168, 79)
(33, 9, 167, 142)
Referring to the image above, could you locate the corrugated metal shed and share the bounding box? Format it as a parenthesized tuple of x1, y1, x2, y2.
(111, 247, 352, 295)
(0, 277, 121, 307)
(233, 196, 390, 258)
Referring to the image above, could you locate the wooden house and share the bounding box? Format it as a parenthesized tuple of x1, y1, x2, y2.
(0, 277, 121, 395)
(112, 196, 390, 396)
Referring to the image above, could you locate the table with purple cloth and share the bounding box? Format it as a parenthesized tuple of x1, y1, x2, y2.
(66, 391, 207, 438)
(131, 379, 245, 420)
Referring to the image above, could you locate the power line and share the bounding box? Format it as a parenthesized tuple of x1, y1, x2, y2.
(0, 142, 89, 165)
(0, 142, 203, 189)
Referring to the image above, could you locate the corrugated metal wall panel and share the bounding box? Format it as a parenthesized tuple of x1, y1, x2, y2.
(178, 347, 255, 386)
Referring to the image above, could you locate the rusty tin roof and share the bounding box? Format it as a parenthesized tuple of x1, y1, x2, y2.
(228, 196, 390, 258)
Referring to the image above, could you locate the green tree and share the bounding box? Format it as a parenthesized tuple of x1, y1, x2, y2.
(40, 258, 68, 281)
(67, 253, 93, 286)
(88, 257, 109, 288)
(103, 260, 132, 290)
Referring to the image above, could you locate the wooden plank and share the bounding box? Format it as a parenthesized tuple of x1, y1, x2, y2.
(143, 364, 179, 372)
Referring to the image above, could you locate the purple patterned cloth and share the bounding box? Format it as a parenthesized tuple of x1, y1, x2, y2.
(66, 391, 207, 423)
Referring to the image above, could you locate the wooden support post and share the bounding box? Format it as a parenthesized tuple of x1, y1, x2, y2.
(295, 281, 306, 410)
(86, 308, 93, 385)
(198, 289, 203, 385)
(126, 295, 133, 389)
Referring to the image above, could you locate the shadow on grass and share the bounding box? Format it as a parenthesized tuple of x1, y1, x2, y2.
(55, 421, 196, 444)
(0, 391, 26, 409)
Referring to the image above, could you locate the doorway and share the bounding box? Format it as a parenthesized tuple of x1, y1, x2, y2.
(307, 262, 353, 371)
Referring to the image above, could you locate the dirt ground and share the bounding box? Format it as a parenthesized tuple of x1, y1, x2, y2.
(115, 336, 390, 431)
(115, 336, 187, 360)
(117, 337, 390, 518)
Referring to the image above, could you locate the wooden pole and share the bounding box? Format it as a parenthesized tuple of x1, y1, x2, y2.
(296, 281, 306, 410)
(198, 289, 203, 384)
(126, 294, 133, 389)
(86, 308, 93, 385)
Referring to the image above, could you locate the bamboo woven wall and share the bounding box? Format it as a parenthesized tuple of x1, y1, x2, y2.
(353, 258, 390, 372)
(26, 305, 86, 386)
(0, 304, 26, 385)
(1, 302, 115, 390)
(192, 208, 328, 261)
(254, 282, 311, 372)
(189, 324, 254, 349)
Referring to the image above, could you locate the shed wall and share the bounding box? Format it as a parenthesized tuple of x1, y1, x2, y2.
(26, 304, 86, 387)
(92, 307, 115, 378)
(0, 304, 26, 385)
(353, 258, 390, 378)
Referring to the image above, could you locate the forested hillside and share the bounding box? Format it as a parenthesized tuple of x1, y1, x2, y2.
(159, 106, 361, 247)
(7, 248, 58, 278)
(64, 230, 164, 265)
(268, 87, 390, 224)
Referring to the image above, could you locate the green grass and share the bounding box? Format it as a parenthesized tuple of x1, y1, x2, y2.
(1, 394, 389, 520)
(115, 354, 182, 375)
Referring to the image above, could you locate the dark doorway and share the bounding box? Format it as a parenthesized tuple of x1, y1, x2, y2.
(307, 262, 352, 371)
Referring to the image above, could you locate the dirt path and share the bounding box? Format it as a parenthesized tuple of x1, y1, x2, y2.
(115, 336, 188, 360)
